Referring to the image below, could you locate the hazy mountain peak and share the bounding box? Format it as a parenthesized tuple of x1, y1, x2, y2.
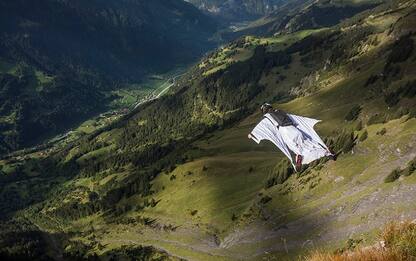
(186, 0, 293, 23)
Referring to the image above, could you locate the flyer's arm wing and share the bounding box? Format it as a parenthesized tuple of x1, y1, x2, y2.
(289, 114, 329, 150)
(249, 118, 295, 167)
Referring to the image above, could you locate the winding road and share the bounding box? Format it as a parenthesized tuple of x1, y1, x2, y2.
(133, 73, 186, 109)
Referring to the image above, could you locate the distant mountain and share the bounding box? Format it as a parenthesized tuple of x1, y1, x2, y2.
(223, 0, 382, 38)
(219, 0, 310, 39)
(264, 0, 382, 34)
(0, 0, 217, 80)
(0, 0, 217, 153)
(185, 0, 292, 23)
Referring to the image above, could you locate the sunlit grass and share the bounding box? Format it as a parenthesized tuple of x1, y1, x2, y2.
(305, 220, 416, 261)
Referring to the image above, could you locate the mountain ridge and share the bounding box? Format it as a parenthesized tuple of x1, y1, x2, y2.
(222, 0, 382, 39)
(186, 0, 292, 23)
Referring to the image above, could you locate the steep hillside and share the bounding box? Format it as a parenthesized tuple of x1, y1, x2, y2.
(0, 0, 216, 79)
(0, 0, 217, 154)
(225, 0, 383, 39)
(1, 0, 416, 260)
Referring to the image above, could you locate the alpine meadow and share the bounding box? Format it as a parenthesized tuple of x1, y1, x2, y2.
(1, 0, 416, 260)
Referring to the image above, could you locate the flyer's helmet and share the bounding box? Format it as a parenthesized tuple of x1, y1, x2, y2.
(260, 103, 273, 114)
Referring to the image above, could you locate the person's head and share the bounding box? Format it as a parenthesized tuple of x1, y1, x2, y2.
(260, 103, 273, 114)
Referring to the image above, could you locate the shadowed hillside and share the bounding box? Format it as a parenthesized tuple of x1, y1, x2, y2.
(0, 0, 217, 154)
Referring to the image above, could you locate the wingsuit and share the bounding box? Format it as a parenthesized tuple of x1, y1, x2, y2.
(249, 104, 334, 171)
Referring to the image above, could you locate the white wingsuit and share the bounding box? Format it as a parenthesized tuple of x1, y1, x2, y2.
(249, 113, 332, 169)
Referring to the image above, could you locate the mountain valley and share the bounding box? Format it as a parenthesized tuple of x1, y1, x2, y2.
(0, 0, 217, 154)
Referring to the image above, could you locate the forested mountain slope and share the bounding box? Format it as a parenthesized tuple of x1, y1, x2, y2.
(0, 0, 217, 154)
(1, 0, 416, 260)
(225, 0, 383, 39)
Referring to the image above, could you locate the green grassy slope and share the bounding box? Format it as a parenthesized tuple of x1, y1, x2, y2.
(126, 15, 416, 256)
(0, 0, 416, 260)
(99, 2, 416, 258)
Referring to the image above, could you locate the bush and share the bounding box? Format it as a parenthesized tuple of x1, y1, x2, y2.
(377, 128, 387, 136)
(403, 157, 416, 176)
(384, 168, 401, 183)
(382, 221, 416, 259)
(328, 131, 356, 154)
(401, 80, 416, 98)
(169, 175, 176, 181)
(149, 198, 158, 207)
(359, 130, 368, 142)
(384, 80, 416, 107)
(265, 159, 294, 188)
(410, 108, 416, 119)
(306, 220, 416, 261)
(367, 113, 387, 125)
(88, 192, 99, 202)
(391, 107, 409, 120)
(260, 195, 272, 204)
(341, 134, 356, 153)
(355, 120, 363, 131)
(384, 64, 401, 78)
(345, 105, 362, 121)
(383, 157, 416, 182)
(387, 35, 414, 65)
(384, 91, 401, 107)
(98, 245, 170, 260)
(306, 249, 401, 261)
(168, 165, 176, 172)
(345, 238, 363, 252)
(365, 75, 379, 87)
